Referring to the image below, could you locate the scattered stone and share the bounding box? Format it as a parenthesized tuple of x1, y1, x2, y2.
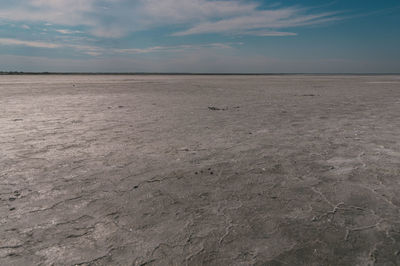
(208, 106, 226, 111)
(210, 171, 214, 175)
(195, 172, 198, 175)
(12, 119, 23, 122)
(133, 185, 139, 189)
(118, 106, 125, 108)
(9, 207, 16, 211)
(9, 197, 16, 201)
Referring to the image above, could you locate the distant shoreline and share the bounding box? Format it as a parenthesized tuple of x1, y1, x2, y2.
(0, 72, 399, 76)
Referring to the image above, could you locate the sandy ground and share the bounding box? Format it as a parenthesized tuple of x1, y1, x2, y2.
(1, 75, 400, 265)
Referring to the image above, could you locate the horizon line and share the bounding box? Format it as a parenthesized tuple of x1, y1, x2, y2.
(1, 72, 400, 76)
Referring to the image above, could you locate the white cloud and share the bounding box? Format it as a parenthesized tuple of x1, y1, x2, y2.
(241, 30, 297, 37)
(0, 38, 101, 55)
(0, 0, 341, 38)
(0, 0, 97, 27)
(139, 0, 258, 24)
(139, 0, 341, 36)
(55, 29, 83, 34)
(172, 9, 340, 36)
(0, 38, 61, 48)
(114, 43, 234, 54)
(0, 37, 234, 57)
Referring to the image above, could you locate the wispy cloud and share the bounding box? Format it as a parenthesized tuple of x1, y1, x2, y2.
(55, 29, 83, 34)
(0, 37, 234, 57)
(0, 38, 61, 49)
(172, 9, 340, 36)
(0, 38, 100, 55)
(0, 0, 342, 38)
(241, 30, 298, 37)
(114, 43, 234, 54)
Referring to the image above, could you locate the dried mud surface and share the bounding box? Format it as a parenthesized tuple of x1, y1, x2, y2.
(1, 75, 400, 265)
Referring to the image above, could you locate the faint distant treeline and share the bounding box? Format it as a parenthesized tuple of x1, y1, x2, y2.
(0, 72, 280, 75)
(0, 71, 54, 75)
(0, 71, 91, 75)
(0, 72, 275, 75)
(0, 71, 28, 75)
(0, 72, 398, 75)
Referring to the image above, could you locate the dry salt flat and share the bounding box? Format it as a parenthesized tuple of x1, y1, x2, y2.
(1, 74, 400, 265)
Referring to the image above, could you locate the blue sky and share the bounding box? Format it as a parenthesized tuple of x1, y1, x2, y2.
(0, 0, 399, 73)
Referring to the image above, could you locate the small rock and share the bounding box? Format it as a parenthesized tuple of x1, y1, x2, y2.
(9, 197, 16, 201)
(9, 207, 16, 211)
(208, 106, 227, 111)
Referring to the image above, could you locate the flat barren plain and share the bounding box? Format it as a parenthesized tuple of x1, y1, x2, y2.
(1, 75, 400, 265)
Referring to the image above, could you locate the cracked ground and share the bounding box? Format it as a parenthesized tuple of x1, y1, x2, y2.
(1, 75, 400, 265)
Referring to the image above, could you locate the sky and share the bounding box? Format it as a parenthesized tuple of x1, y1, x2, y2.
(0, 0, 399, 73)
